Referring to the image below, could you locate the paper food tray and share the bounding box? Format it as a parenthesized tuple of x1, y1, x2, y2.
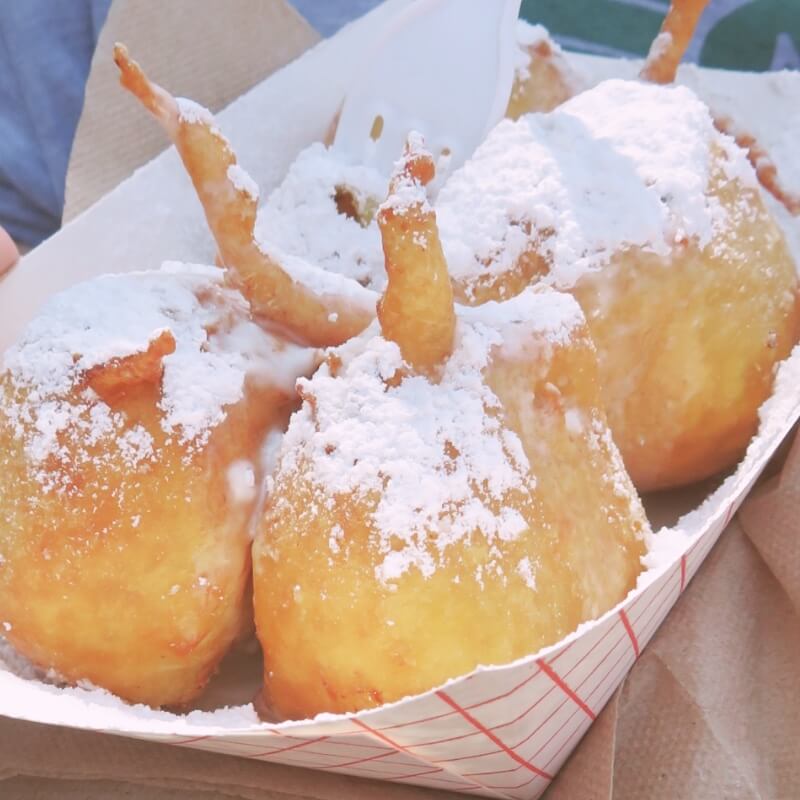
(1, 3, 799, 798)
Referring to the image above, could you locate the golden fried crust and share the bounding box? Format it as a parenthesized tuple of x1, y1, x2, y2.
(252, 325, 646, 720)
(713, 116, 800, 217)
(574, 157, 800, 491)
(0, 373, 288, 707)
(377, 146, 455, 372)
(454, 148, 800, 491)
(114, 44, 373, 348)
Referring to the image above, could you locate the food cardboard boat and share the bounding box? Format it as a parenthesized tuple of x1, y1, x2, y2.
(1, 2, 799, 798)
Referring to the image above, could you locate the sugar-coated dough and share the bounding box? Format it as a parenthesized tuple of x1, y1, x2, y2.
(571, 154, 799, 488)
(253, 287, 648, 720)
(438, 80, 800, 490)
(0, 265, 314, 706)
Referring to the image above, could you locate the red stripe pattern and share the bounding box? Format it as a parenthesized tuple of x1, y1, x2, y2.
(130, 476, 769, 799)
(618, 609, 640, 658)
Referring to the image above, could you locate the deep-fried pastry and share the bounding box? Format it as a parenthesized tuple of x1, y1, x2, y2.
(251, 141, 647, 719)
(437, 78, 800, 490)
(0, 263, 315, 706)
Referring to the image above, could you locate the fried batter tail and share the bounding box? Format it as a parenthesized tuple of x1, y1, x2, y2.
(113, 43, 180, 136)
(114, 44, 373, 348)
(637, 12, 799, 217)
(377, 135, 455, 372)
(714, 116, 800, 217)
(84, 329, 176, 404)
(640, 0, 710, 84)
(113, 43, 257, 256)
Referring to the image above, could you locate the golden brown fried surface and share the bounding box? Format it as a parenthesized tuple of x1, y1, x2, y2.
(452, 146, 799, 491)
(572, 156, 799, 490)
(253, 321, 647, 720)
(713, 116, 800, 217)
(376, 138, 455, 372)
(0, 269, 310, 707)
(252, 141, 647, 720)
(441, 78, 800, 492)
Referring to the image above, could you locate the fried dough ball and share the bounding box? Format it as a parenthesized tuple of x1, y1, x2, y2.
(437, 79, 800, 491)
(0, 264, 316, 706)
(252, 141, 647, 720)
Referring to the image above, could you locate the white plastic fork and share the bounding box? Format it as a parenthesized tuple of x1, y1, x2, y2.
(333, 0, 522, 177)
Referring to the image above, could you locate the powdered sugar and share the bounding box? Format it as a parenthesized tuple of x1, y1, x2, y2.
(176, 97, 216, 127)
(227, 164, 260, 201)
(516, 20, 552, 49)
(458, 287, 584, 351)
(1, 263, 303, 491)
(226, 459, 257, 505)
(257, 239, 379, 311)
(256, 143, 388, 290)
(437, 79, 756, 294)
(380, 131, 433, 217)
(678, 66, 800, 203)
(0, 636, 41, 681)
(0, 16, 797, 750)
(275, 290, 585, 585)
(281, 324, 529, 584)
(739, 92, 800, 197)
(513, 21, 561, 83)
(647, 32, 673, 64)
(516, 556, 538, 591)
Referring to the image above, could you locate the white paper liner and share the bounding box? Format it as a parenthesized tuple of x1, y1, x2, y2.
(1, 3, 799, 798)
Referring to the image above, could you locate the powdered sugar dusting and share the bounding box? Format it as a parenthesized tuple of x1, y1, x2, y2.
(226, 459, 257, 505)
(0, 636, 41, 681)
(647, 32, 673, 63)
(516, 556, 538, 590)
(437, 79, 757, 293)
(513, 21, 559, 83)
(459, 287, 584, 351)
(176, 97, 216, 127)
(277, 321, 532, 584)
(257, 239, 379, 311)
(516, 20, 551, 49)
(227, 164, 260, 201)
(380, 131, 433, 217)
(256, 143, 388, 291)
(274, 290, 585, 586)
(1, 264, 289, 491)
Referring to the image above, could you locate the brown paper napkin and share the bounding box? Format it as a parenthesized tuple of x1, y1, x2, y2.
(0, 715, 444, 800)
(3, 1, 799, 797)
(547, 426, 800, 800)
(63, 0, 319, 223)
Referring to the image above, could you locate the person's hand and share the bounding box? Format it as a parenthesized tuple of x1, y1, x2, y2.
(0, 225, 20, 276)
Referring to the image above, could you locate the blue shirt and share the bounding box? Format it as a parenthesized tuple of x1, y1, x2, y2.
(0, 0, 110, 246)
